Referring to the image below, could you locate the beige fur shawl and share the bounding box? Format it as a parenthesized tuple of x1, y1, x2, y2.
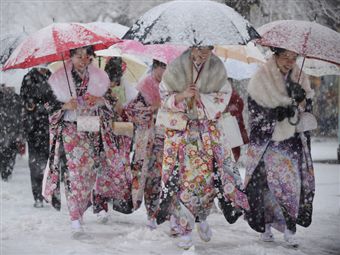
(162, 49, 228, 93)
(247, 56, 313, 141)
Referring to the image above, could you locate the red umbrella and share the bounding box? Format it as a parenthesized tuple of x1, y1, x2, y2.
(2, 22, 121, 71)
(256, 20, 340, 65)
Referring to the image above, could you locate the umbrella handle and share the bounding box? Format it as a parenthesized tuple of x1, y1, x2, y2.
(297, 56, 306, 84)
(288, 104, 300, 125)
(187, 53, 195, 110)
(62, 53, 73, 97)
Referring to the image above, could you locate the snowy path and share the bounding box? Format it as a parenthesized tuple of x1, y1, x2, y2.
(1, 138, 339, 255)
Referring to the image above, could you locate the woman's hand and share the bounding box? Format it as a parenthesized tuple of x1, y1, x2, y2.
(114, 101, 123, 115)
(62, 98, 77, 110)
(84, 94, 105, 107)
(175, 84, 197, 103)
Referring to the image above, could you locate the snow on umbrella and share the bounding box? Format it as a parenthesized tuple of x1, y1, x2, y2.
(123, 0, 260, 46)
(256, 20, 340, 65)
(297, 58, 340, 77)
(0, 30, 28, 66)
(2, 22, 121, 71)
(83, 22, 129, 39)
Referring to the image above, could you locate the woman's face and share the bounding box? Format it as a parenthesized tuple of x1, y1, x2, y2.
(71, 48, 92, 73)
(153, 65, 166, 83)
(191, 47, 213, 65)
(275, 50, 298, 75)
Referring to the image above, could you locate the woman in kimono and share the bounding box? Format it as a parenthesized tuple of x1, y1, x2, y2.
(245, 47, 315, 247)
(156, 46, 249, 249)
(125, 59, 166, 230)
(43, 46, 123, 238)
(92, 56, 135, 224)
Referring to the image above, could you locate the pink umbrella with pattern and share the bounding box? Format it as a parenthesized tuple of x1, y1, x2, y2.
(256, 20, 340, 65)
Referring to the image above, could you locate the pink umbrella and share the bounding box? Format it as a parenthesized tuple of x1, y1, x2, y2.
(2, 22, 121, 71)
(115, 40, 187, 64)
(256, 20, 340, 65)
(82, 22, 129, 39)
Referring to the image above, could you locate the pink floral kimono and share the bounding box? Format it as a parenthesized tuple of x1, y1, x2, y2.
(43, 61, 132, 221)
(156, 50, 249, 234)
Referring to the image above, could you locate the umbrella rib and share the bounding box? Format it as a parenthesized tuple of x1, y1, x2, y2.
(226, 16, 248, 45)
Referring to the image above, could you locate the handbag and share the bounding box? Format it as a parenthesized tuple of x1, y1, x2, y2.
(112, 122, 134, 137)
(77, 115, 100, 132)
(155, 109, 188, 131)
(296, 112, 318, 133)
(217, 113, 244, 148)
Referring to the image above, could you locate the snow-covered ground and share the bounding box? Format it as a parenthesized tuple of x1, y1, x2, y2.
(1, 137, 339, 255)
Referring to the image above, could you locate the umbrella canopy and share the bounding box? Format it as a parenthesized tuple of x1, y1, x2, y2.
(123, 0, 260, 46)
(224, 58, 260, 80)
(83, 22, 129, 39)
(256, 20, 340, 65)
(96, 48, 147, 83)
(214, 42, 265, 64)
(297, 58, 340, 77)
(115, 40, 187, 64)
(2, 22, 121, 71)
(0, 31, 28, 65)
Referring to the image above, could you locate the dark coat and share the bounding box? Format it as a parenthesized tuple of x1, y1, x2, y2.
(0, 86, 24, 151)
(20, 68, 51, 145)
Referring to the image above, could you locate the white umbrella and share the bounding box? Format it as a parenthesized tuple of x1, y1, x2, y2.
(96, 48, 148, 83)
(124, 0, 260, 46)
(223, 58, 260, 80)
(0, 31, 28, 65)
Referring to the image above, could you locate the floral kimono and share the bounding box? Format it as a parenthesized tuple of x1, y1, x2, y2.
(156, 50, 249, 234)
(92, 112, 133, 214)
(245, 56, 315, 233)
(125, 74, 164, 219)
(43, 62, 131, 220)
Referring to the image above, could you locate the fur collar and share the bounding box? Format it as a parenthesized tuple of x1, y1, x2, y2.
(162, 49, 228, 93)
(48, 61, 110, 102)
(247, 56, 313, 142)
(247, 56, 312, 108)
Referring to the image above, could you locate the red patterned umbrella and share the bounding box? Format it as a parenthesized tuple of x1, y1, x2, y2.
(2, 22, 121, 70)
(256, 20, 340, 65)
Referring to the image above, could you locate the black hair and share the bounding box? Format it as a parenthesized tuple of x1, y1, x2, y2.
(70, 45, 95, 57)
(270, 47, 286, 55)
(104, 57, 123, 83)
(152, 59, 166, 69)
(190, 45, 214, 50)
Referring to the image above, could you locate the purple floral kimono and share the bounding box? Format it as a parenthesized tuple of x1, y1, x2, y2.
(245, 56, 315, 233)
(244, 97, 315, 233)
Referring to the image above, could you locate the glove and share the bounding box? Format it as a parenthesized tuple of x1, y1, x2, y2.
(275, 105, 295, 121)
(286, 105, 295, 118)
(288, 81, 306, 103)
(305, 98, 313, 112)
(275, 106, 287, 121)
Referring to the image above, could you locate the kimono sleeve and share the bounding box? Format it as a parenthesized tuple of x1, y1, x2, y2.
(199, 80, 232, 120)
(159, 81, 186, 112)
